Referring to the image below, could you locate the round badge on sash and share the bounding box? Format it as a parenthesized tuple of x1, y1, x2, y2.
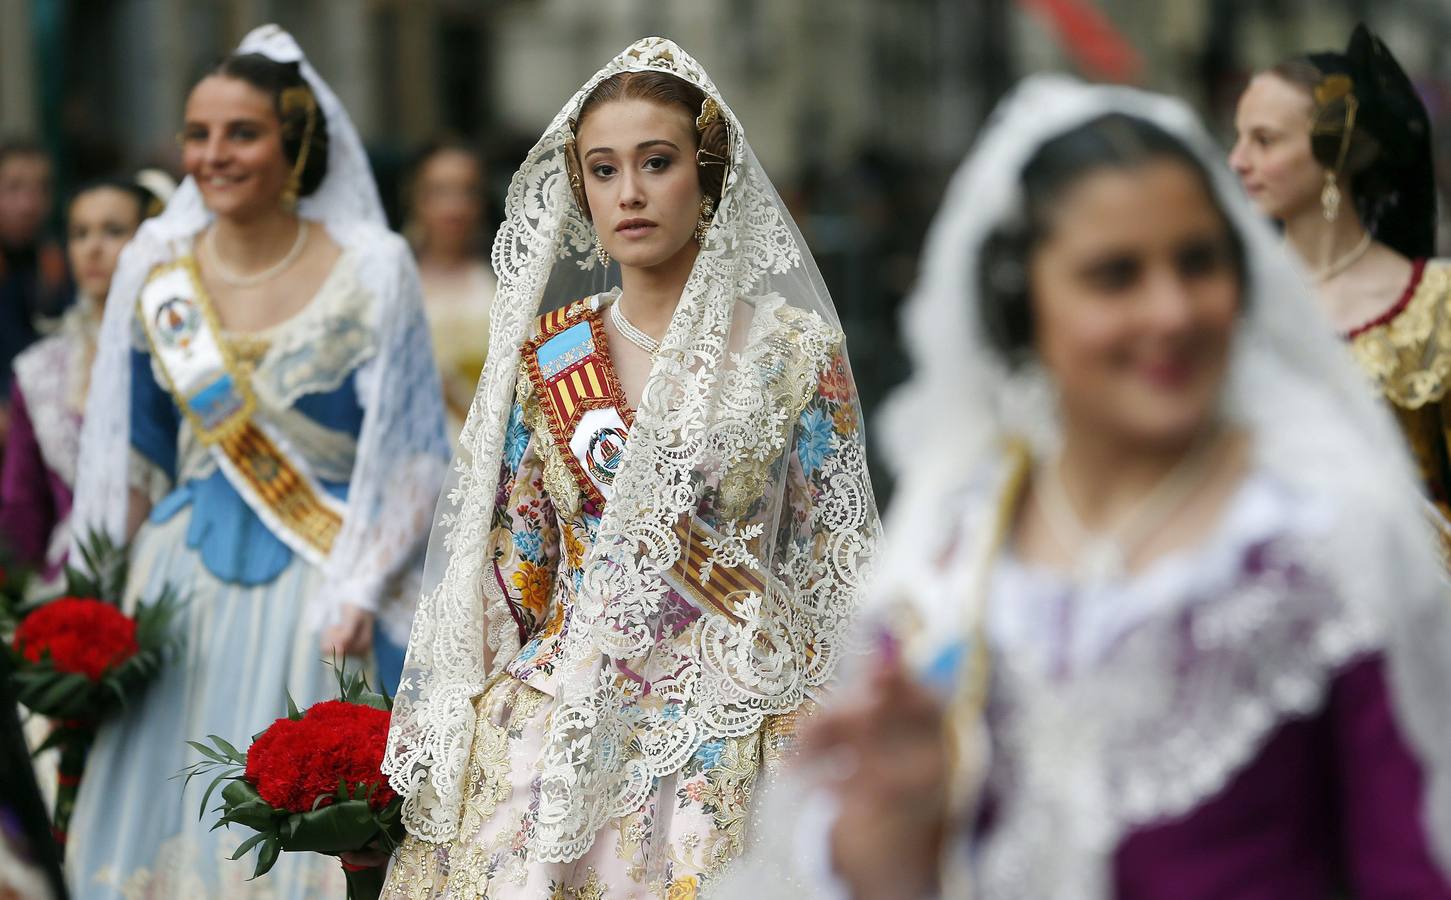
(569, 407, 630, 502)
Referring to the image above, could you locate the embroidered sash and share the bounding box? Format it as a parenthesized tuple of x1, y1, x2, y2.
(665, 516, 772, 624)
(522, 298, 771, 621)
(138, 258, 344, 564)
(520, 300, 635, 509)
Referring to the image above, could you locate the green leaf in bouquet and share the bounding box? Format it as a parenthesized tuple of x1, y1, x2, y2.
(197, 771, 235, 821)
(286, 691, 302, 721)
(206, 733, 246, 762)
(185, 739, 236, 766)
(253, 834, 282, 879)
(68, 530, 130, 605)
(278, 798, 379, 853)
(228, 830, 271, 862)
(18, 669, 95, 719)
(219, 779, 280, 832)
(352, 690, 391, 712)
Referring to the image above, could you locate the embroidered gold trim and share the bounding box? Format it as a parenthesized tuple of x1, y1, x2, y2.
(137, 256, 257, 446)
(519, 299, 635, 511)
(220, 423, 343, 555)
(1349, 260, 1451, 409)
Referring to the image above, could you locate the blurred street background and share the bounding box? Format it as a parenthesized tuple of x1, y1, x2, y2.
(3, 0, 1448, 497)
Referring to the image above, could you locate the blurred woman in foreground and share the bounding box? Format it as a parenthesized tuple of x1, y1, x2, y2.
(723, 77, 1451, 899)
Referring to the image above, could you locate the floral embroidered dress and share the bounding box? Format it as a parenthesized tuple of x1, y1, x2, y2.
(384, 292, 860, 899)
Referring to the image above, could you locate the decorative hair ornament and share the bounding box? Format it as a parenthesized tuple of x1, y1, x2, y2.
(695, 147, 728, 168)
(1311, 74, 1359, 223)
(278, 84, 318, 211)
(696, 96, 721, 130)
(562, 127, 593, 217)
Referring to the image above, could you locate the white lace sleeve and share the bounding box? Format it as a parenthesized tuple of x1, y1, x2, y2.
(317, 228, 450, 623)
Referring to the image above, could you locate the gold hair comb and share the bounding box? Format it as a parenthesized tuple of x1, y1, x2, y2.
(696, 97, 721, 131)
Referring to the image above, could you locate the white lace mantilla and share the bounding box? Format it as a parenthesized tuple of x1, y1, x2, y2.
(965, 472, 1378, 896)
(13, 300, 96, 488)
(384, 36, 879, 858)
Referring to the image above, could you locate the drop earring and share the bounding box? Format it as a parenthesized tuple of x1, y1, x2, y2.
(694, 196, 716, 245)
(1321, 172, 1341, 223)
(594, 234, 611, 267)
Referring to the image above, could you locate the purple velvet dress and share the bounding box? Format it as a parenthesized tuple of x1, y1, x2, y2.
(966, 471, 1451, 897)
(0, 309, 91, 581)
(1114, 656, 1449, 898)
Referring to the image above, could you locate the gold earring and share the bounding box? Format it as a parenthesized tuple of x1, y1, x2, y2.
(594, 234, 611, 266)
(1321, 172, 1341, 223)
(694, 196, 715, 245)
(280, 172, 302, 212)
(278, 85, 316, 212)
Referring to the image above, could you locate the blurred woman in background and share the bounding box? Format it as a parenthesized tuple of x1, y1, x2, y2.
(0, 172, 171, 586)
(406, 139, 495, 442)
(1230, 26, 1451, 540)
(64, 25, 447, 898)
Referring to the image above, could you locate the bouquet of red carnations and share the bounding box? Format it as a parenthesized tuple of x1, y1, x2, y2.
(3, 533, 181, 848)
(182, 663, 404, 900)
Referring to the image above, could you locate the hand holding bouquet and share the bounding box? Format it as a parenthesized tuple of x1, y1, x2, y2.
(182, 663, 404, 900)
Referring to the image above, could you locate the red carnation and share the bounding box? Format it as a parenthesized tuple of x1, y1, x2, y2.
(244, 700, 396, 813)
(13, 597, 140, 681)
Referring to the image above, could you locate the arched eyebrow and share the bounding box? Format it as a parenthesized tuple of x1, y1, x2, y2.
(182, 116, 272, 130)
(585, 139, 682, 159)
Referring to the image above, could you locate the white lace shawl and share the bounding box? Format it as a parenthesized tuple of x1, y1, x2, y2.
(383, 37, 880, 858)
(13, 296, 96, 489)
(68, 24, 450, 626)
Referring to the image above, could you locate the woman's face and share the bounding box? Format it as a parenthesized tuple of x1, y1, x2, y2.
(575, 98, 704, 272)
(67, 187, 143, 304)
(1229, 73, 1322, 221)
(181, 75, 292, 221)
(414, 148, 484, 255)
(1029, 158, 1241, 448)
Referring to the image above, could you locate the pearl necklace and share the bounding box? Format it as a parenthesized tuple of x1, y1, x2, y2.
(204, 220, 311, 288)
(1314, 231, 1372, 284)
(1034, 429, 1224, 585)
(609, 297, 661, 356)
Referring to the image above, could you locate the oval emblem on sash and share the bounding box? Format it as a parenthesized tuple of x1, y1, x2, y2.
(586, 427, 627, 485)
(154, 296, 202, 351)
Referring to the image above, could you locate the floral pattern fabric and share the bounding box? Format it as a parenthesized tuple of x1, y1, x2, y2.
(384, 330, 856, 898)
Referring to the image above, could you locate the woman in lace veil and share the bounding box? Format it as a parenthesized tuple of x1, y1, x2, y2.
(382, 36, 878, 898)
(718, 76, 1451, 899)
(65, 25, 448, 898)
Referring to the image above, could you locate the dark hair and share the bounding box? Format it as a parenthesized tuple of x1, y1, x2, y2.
(978, 113, 1246, 364)
(404, 138, 485, 209)
(0, 136, 48, 173)
(68, 177, 165, 224)
(204, 54, 330, 198)
(1266, 24, 1435, 259)
(568, 70, 729, 219)
(1269, 59, 1383, 173)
